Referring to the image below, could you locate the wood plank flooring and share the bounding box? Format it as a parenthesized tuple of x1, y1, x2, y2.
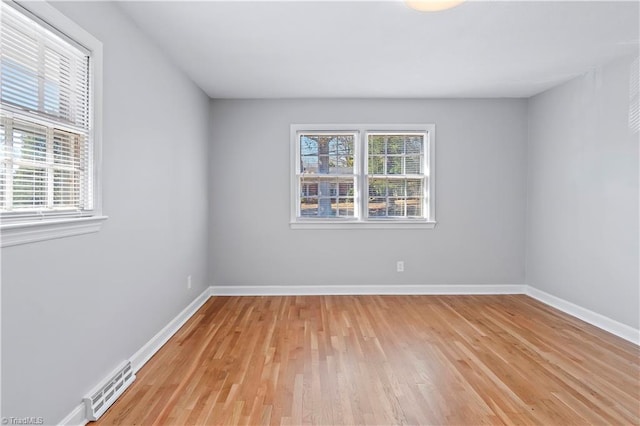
(95, 295, 640, 425)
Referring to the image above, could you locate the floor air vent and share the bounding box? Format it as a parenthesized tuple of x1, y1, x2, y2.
(84, 361, 136, 421)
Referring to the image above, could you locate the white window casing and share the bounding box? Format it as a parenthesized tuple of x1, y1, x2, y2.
(291, 124, 436, 229)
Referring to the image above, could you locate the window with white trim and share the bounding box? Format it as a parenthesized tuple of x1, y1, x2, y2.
(0, 1, 104, 247)
(291, 124, 436, 229)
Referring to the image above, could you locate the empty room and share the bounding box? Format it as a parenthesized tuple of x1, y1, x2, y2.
(1, 0, 638, 424)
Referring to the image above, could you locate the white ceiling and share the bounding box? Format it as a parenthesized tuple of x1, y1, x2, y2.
(118, 0, 639, 99)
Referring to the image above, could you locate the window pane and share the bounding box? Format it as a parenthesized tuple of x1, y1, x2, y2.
(44, 47, 72, 119)
(368, 178, 387, 197)
(367, 177, 425, 218)
(388, 179, 405, 196)
(0, 59, 39, 111)
(368, 177, 390, 216)
(388, 198, 405, 216)
(300, 134, 354, 175)
(407, 179, 423, 196)
(300, 196, 317, 217)
(12, 165, 46, 208)
(405, 156, 422, 174)
(328, 137, 354, 173)
(300, 177, 318, 196)
(300, 136, 318, 173)
(368, 156, 384, 174)
(368, 135, 385, 154)
(368, 197, 387, 217)
(387, 137, 403, 154)
(53, 130, 80, 167)
(336, 197, 354, 216)
(406, 198, 423, 216)
(299, 176, 355, 217)
(53, 169, 79, 207)
(405, 137, 423, 154)
(13, 124, 47, 163)
(367, 134, 425, 177)
(386, 156, 402, 174)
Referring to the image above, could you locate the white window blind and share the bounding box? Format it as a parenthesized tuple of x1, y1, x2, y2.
(0, 1, 92, 217)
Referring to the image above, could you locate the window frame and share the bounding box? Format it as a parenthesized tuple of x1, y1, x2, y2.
(0, 0, 105, 247)
(295, 130, 360, 222)
(290, 124, 436, 229)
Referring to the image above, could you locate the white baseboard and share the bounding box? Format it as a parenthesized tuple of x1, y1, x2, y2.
(210, 284, 527, 296)
(525, 286, 640, 345)
(58, 286, 213, 426)
(58, 404, 86, 426)
(129, 286, 212, 372)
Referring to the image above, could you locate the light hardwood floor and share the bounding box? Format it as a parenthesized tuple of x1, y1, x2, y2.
(96, 295, 639, 425)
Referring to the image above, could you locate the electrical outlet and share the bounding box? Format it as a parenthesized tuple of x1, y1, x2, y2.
(187, 275, 192, 289)
(397, 261, 404, 272)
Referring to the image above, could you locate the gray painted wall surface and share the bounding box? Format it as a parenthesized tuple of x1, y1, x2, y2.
(209, 99, 528, 287)
(527, 55, 640, 328)
(1, 2, 210, 422)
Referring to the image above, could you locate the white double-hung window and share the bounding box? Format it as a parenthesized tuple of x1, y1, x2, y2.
(291, 124, 436, 229)
(0, 1, 104, 246)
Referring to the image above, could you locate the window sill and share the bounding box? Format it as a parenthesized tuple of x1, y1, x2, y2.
(1, 215, 108, 247)
(290, 220, 437, 230)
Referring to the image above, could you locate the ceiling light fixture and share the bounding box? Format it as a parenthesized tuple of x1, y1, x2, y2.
(405, 0, 465, 12)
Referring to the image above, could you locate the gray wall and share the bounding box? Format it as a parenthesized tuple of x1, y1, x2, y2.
(1, 2, 210, 422)
(209, 99, 528, 287)
(527, 55, 640, 329)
